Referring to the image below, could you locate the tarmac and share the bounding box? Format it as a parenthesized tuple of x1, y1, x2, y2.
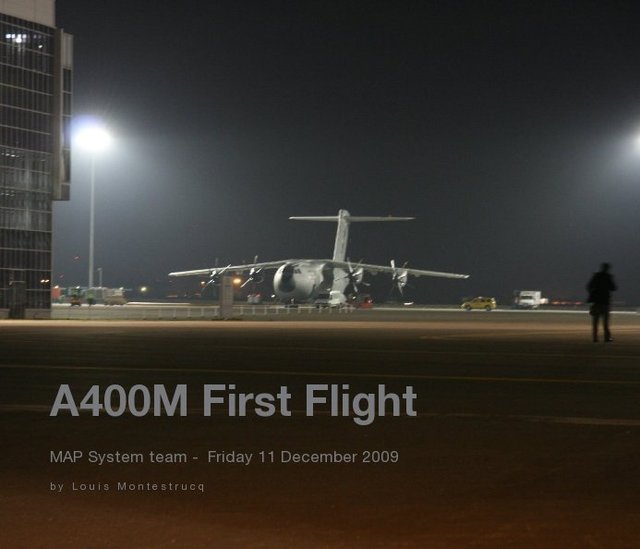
(1, 310, 640, 547)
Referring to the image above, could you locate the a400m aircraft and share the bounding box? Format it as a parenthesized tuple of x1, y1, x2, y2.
(169, 209, 469, 305)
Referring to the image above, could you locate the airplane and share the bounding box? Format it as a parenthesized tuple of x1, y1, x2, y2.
(169, 209, 469, 305)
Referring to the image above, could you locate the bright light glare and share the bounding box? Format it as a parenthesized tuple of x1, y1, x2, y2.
(75, 126, 112, 152)
(634, 133, 640, 152)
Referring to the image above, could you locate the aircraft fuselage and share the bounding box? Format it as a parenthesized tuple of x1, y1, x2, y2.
(273, 262, 347, 302)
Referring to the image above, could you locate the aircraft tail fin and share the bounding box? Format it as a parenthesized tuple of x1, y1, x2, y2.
(290, 209, 414, 262)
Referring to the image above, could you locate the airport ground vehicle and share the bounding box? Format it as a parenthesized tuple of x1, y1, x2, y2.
(104, 294, 127, 305)
(461, 296, 496, 311)
(103, 289, 127, 305)
(513, 290, 542, 309)
(69, 287, 83, 306)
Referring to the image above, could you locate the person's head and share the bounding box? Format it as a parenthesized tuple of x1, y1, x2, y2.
(600, 262, 611, 272)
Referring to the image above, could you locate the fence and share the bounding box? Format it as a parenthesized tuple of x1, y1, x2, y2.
(51, 304, 356, 320)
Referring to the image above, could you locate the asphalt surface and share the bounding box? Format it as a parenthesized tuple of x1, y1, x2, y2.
(1, 311, 640, 547)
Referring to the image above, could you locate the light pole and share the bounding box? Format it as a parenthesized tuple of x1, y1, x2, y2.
(75, 125, 111, 290)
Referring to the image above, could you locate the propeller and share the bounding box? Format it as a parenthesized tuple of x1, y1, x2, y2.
(336, 258, 368, 296)
(202, 263, 231, 293)
(389, 259, 409, 298)
(241, 255, 264, 289)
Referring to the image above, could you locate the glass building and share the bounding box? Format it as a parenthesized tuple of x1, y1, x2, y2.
(0, 1, 72, 318)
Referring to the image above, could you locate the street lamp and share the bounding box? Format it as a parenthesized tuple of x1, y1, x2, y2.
(75, 124, 111, 290)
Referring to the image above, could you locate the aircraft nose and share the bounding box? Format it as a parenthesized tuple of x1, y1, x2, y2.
(277, 264, 296, 292)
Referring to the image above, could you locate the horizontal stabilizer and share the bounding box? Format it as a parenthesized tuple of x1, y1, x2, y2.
(289, 216, 339, 222)
(291, 209, 415, 261)
(347, 216, 414, 222)
(289, 215, 414, 222)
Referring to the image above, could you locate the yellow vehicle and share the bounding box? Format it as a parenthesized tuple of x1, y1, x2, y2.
(461, 296, 496, 311)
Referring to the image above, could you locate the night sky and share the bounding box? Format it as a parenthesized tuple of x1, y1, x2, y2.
(53, 1, 640, 304)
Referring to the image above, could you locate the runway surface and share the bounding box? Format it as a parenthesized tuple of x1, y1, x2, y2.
(1, 311, 640, 547)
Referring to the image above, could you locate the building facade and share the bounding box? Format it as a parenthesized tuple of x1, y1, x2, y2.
(0, 0, 71, 317)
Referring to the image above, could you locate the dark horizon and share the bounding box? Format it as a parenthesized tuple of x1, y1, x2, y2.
(53, 1, 640, 304)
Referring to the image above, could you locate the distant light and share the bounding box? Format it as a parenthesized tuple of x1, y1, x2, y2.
(233, 277, 243, 286)
(75, 125, 112, 152)
(5, 33, 27, 44)
(140, 286, 148, 293)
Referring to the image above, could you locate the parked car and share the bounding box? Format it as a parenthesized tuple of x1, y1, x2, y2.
(461, 296, 497, 311)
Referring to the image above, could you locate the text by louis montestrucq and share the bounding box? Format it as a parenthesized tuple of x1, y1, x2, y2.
(50, 383, 417, 426)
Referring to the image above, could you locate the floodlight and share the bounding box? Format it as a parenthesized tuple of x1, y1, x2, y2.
(75, 126, 112, 152)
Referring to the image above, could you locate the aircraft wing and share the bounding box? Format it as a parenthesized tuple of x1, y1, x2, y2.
(169, 260, 294, 278)
(328, 261, 470, 280)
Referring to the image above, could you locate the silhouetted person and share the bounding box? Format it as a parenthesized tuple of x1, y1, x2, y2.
(587, 263, 617, 342)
